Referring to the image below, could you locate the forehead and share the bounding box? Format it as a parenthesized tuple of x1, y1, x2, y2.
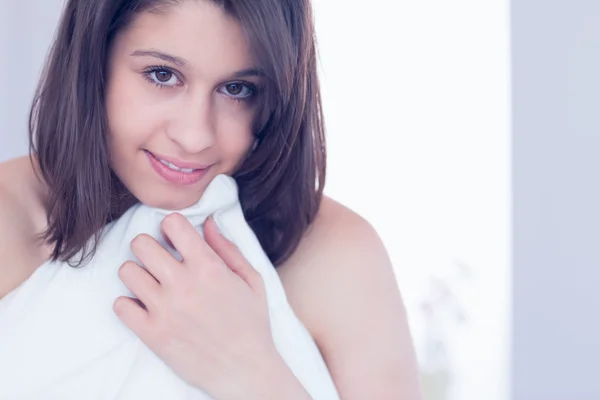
(115, 1, 255, 72)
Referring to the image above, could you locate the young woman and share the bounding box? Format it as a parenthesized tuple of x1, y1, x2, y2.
(0, 0, 421, 398)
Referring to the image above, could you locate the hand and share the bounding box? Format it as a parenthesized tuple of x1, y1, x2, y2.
(113, 213, 281, 399)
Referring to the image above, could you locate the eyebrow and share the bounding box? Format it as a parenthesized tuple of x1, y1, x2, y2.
(131, 49, 187, 66)
(130, 49, 264, 78)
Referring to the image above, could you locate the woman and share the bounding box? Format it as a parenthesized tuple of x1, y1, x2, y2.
(0, 0, 421, 398)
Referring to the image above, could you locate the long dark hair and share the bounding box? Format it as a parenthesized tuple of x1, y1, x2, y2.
(29, 0, 326, 267)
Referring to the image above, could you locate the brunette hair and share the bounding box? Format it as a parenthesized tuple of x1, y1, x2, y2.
(29, 0, 326, 267)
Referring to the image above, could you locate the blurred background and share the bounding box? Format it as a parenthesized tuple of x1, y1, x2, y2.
(2, 1, 599, 399)
(0, 1, 512, 396)
(314, 1, 510, 399)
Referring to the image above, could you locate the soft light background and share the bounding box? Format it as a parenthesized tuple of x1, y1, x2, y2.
(313, 1, 510, 400)
(0, 1, 511, 399)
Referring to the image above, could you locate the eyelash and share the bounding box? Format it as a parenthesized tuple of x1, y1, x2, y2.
(142, 65, 258, 103)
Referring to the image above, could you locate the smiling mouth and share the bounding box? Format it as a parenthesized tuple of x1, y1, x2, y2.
(144, 150, 211, 173)
(155, 157, 197, 174)
(144, 150, 212, 186)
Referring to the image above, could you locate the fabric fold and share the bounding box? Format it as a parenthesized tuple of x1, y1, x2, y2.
(0, 174, 339, 400)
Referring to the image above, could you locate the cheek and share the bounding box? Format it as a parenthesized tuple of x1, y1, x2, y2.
(215, 102, 256, 162)
(106, 73, 162, 150)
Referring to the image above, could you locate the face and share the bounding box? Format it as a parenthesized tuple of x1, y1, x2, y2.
(106, 0, 262, 210)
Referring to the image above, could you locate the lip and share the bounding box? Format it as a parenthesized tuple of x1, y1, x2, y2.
(146, 151, 212, 170)
(144, 150, 212, 186)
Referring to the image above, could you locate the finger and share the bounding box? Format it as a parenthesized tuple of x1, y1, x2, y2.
(130, 233, 180, 284)
(113, 296, 151, 338)
(161, 213, 216, 264)
(118, 261, 161, 311)
(204, 216, 263, 291)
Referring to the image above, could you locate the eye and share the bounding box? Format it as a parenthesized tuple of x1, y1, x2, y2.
(143, 66, 181, 87)
(218, 82, 256, 100)
(154, 70, 173, 83)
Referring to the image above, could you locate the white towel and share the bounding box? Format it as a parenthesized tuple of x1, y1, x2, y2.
(0, 174, 339, 400)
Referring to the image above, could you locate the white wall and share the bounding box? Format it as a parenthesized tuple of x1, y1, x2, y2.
(511, 1, 600, 399)
(0, 0, 64, 161)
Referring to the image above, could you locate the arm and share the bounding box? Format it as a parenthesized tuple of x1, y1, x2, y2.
(278, 198, 423, 399)
(0, 184, 45, 299)
(241, 352, 313, 400)
(0, 188, 28, 298)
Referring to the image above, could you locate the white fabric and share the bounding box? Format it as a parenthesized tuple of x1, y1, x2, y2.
(0, 174, 339, 400)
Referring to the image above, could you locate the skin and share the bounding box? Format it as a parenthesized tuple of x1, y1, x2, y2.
(106, 1, 260, 210)
(0, 1, 422, 399)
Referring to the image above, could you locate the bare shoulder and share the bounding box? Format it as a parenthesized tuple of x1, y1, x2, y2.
(277, 196, 422, 399)
(278, 196, 390, 293)
(277, 196, 401, 334)
(0, 156, 49, 299)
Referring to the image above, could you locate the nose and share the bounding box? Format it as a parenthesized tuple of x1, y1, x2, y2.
(166, 93, 216, 154)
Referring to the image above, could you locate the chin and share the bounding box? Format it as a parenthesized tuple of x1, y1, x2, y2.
(134, 189, 204, 211)
(154, 197, 201, 211)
